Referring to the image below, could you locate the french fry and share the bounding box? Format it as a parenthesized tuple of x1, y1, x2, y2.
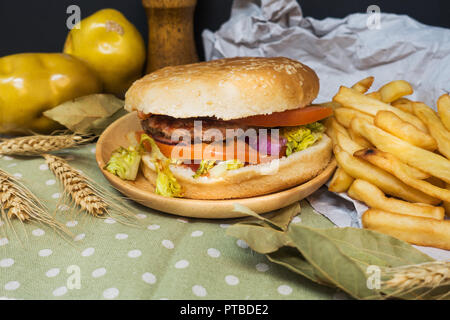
(333, 145, 439, 204)
(413, 102, 450, 159)
(350, 118, 450, 184)
(335, 131, 364, 154)
(391, 98, 414, 114)
(445, 183, 450, 217)
(365, 91, 382, 100)
(374, 111, 437, 151)
(334, 108, 374, 128)
(437, 94, 450, 131)
(348, 127, 372, 148)
(348, 179, 444, 220)
(355, 148, 450, 202)
(362, 209, 450, 251)
(333, 86, 428, 132)
(328, 167, 354, 193)
(378, 80, 413, 103)
(351, 76, 374, 94)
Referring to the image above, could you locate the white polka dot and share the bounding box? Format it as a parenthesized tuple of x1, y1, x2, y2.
(32, 228, 45, 236)
(7, 163, 17, 168)
(142, 272, 156, 284)
(236, 239, 249, 249)
(0, 221, 4, 227)
(192, 285, 207, 297)
(46, 268, 60, 278)
(191, 230, 203, 237)
(292, 216, 302, 224)
(92, 268, 106, 278)
(45, 179, 56, 186)
(66, 220, 78, 227)
(177, 218, 188, 223)
(220, 224, 230, 229)
(74, 233, 85, 241)
(51, 193, 61, 199)
(115, 233, 128, 240)
(162, 239, 174, 249)
(3, 156, 13, 161)
(52, 286, 67, 297)
(104, 217, 116, 224)
(175, 260, 189, 269)
(0, 258, 14, 268)
(103, 288, 119, 299)
(277, 285, 293, 295)
(39, 164, 49, 171)
(4, 281, 20, 291)
(0, 238, 9, 246)
(207, 248, 221, 258)
(13, 173, 22, 179)
(58, 204, 70, 211)
(136, 213, 147, 219)
(39, 249, 52, 257)
(225, 275, 239, 286)
(81, 247, 95, 257)
(90, 147, 96, 154)
(147, 224, 160, 230)
(127, 249, 142, 258)
(256, 263, 269, 272)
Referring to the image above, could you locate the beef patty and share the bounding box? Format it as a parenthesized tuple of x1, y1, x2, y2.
(141, 115, 251, 144)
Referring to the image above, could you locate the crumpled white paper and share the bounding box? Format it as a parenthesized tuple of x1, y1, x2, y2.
(202, 0, 450, 261)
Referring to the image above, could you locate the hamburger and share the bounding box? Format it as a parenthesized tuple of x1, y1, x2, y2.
(112, 57, 333, 199)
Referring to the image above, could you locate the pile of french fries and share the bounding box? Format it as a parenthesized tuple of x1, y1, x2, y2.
(325, 77, 450, 250)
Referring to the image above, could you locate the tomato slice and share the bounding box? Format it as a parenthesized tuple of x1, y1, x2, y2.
(234, 105, 333, 127)
(136, 131, 274, 165)
(154, 139, 267, 164)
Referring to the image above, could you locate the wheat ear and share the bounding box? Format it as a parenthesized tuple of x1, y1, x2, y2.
(382, 261, 450, 299)
(43, 153, 108, 216)
(0, 168, 67, 235)
(0, 134, 94, 156)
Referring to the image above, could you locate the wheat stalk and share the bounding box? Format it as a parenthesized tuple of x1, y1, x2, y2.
(0, 134, 94, 156)
(381, 261, 450, 299)
(43, 153, 108, 216)
(0, 168, 67, 237)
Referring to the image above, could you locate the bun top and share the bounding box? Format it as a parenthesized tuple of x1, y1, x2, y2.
(125, 57, 319, 120)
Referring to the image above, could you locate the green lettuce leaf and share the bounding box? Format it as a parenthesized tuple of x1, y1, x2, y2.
(193, 160, 216, 178)
(154, 159, 183, 197)
(282, 122, 324, 156)
(226, 159, 244, 170)
(104, 145, 142, 180)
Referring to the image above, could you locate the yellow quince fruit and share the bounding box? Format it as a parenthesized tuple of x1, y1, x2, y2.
(64, 8, 146, 97)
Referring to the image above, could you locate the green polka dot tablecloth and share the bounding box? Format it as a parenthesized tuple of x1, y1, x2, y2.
(0, 144, 345, 300)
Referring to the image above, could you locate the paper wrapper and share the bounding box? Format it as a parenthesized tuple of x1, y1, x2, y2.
(202, 0, 450, 260)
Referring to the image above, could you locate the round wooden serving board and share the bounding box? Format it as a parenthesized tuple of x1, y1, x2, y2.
(96, 112, 337, 219)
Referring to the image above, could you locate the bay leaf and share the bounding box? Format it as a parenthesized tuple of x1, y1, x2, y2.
(288, 225, 435, 299)
(267, 246, 333, 286)
(288, 225, 379, 299)
(232, 202, 300, 231)
(43, 94, 126, 134)
(226, 224, 293, 254)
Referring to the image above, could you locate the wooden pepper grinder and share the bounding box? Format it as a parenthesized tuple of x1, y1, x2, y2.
(142, 0, 199, 73)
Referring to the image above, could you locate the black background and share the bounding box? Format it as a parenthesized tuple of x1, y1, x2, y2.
(0, 0, 449, 60)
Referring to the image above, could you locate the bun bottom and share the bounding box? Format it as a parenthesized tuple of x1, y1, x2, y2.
(141, 134, 332, 200)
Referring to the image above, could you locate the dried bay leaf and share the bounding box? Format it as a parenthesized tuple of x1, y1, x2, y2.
(226, 224, 293, 253)
(43, 94, 126, 135)
(288, 225, 379, 299)
(288, 225, 435, 299)
(232, 202, 300, 231)
(267, 247, 333, 286)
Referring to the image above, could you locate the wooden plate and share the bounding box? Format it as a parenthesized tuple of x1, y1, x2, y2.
(96, 112, 337, 219)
